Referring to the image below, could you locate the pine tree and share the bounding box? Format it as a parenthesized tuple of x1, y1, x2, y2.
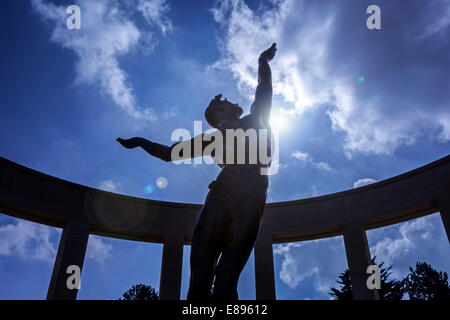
(403, 262, 450, 300)
(329, 269, 353, 300)
(119, 283, 159, 300)
(329, 256, 404, 300)
(377, 260, 404, 300)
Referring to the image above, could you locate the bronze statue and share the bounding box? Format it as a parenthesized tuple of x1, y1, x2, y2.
(117, 43, 277, 300)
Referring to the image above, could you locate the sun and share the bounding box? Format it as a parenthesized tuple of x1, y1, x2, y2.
(269, 114, 290, 131)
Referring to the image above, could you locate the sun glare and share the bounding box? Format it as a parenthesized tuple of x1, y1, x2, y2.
(270, 114, 290, 132)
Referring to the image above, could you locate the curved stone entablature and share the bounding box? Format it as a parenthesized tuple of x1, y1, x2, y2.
(1, 155, 449, 300)
(0, 155, 449, 244)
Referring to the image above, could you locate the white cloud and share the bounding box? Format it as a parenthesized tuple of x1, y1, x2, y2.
(416, 0, 450, 41)
(314, 161, 332, 172)
(273, 243, 310, 289)
(291, 150, 332, 172)
(0, 220, 113, 264)
(31, 0, 173, 124)
(86, 235, 113, 263)
(353, 178, 377, 188)
(98, 179, 122, 193)
(273, 237, 347, 295)
(371, 218, 431, 265)
(210, 0, 333, 111)
(211, 0, 450, 156)
(0, 220, 57, 262)
(291, 150, 309, 162)
(137, 0, 173, 36)
(326, 87, 424, 156)
(368, 214, 449, 279)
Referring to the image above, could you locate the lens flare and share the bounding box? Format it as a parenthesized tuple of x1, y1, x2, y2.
(269, 114, 290, 131)
(143, 184, 155, 194)
(156, 177, 168, 189)
(357, 76, 365, 83)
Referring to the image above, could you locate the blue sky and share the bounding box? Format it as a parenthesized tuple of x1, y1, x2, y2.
(0, 0, 449, 300)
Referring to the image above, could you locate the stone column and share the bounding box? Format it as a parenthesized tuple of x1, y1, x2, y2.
(437, 197, 450, 243)
(159, 233, 184, 300)
(254, 226, 276, 300)
(342, 222, 379, 300)
(47, 218, 90, 300)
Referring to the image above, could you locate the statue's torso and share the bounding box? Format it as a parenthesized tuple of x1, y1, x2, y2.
(215, 112, 273, 169)
(211, 112, 272, 208)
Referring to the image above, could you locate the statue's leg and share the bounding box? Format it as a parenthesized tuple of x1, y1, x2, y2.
(187, 190, 231, 300)
(212, 188, 267, 300)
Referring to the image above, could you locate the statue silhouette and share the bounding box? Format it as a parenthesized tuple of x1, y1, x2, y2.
(117, 43, 277, 300)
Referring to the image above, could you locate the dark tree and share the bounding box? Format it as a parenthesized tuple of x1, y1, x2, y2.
(329, 269, 353, 300)
(119, 283, 159, 301)
(377, 260, 405, 300)
(403, 262, 450, 300)
(329, 256, 404, 300)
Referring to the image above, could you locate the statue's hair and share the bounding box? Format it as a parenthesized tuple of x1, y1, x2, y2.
(205, 94, 226, 128)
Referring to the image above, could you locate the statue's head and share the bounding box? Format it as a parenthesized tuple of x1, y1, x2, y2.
(204, 94, 243, 128)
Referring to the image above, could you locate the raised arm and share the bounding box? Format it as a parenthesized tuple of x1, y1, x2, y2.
(250, 43, 277, 124)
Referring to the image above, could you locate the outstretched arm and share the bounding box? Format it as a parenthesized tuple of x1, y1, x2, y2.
(117, 134, 216, 162)
(117, 137, 173, 162)
(251, 43, 277, 124)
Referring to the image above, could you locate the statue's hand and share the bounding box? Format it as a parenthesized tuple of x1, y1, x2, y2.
(116, 137, 139, 149)
(260, 43, 277, 61)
